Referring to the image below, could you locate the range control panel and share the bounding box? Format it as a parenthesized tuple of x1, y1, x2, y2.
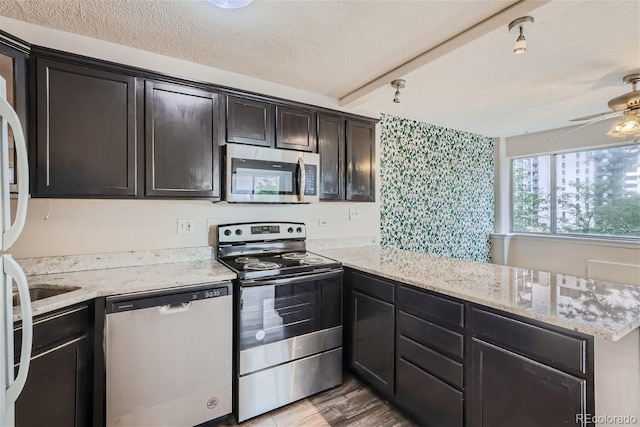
(218, 222, 306, 243)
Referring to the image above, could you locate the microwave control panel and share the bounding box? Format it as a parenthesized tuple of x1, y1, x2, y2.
(304, 165, 317, 195)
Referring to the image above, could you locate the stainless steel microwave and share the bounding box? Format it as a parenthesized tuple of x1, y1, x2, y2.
(225, 143, 319, 203)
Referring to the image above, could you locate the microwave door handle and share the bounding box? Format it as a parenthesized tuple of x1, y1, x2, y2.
(297, 157, 305, 202)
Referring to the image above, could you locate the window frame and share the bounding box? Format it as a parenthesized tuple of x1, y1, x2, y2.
(509, 143, 640, 241)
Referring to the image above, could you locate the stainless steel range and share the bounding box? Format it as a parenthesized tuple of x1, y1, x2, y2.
(217, 222, 343, 423)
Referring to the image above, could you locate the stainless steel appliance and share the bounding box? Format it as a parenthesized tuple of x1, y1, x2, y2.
(217, 222, 342, 422)
(225, 143, 319, 203)
(105, 283, 232, 427)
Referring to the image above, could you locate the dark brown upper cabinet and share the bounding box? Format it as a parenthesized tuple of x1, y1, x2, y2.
(346, 120, 375, 202)
(33, 57, 138, 197)
(145, 81, 221, 199)
(317, 114, 345, 200)
(0, 33, 28, 194)
(276, 105, 316, 152)
(226, 95, 274, 147)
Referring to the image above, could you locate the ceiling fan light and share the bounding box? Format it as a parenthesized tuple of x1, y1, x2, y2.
(206, 0, 253, 9)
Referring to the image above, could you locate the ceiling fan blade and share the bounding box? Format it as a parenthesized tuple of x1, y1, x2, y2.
(570, 111, 620, 121)
(546, 115, 613, 141)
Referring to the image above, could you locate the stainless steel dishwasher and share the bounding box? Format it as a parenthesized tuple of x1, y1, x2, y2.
(105, 282, 232, 427)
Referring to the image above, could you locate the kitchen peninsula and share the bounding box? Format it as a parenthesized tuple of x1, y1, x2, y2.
(316, 245, 640, 427)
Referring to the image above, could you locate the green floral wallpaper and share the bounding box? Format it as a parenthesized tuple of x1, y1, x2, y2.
(380, 113, 494, 262)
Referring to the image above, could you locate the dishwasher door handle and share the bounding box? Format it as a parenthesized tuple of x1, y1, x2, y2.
(158, 301, 192, 314)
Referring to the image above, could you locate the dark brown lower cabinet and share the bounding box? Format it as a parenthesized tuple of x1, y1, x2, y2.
(469, 339, 586, 427)
(14, 304, 93, 427)
(396, 357, 463, 427)
(350, 290, 394, 397)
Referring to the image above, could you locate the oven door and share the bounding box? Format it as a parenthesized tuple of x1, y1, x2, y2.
(238, 270, 342, 374)
(225, 143, 319, 203)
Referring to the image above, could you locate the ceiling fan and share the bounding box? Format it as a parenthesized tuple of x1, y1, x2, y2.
(547, 73, 640, 141)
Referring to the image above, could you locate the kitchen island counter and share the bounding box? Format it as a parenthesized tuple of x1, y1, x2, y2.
(316, 245, 640, 341)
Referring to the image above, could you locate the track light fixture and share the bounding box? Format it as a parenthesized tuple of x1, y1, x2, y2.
(391, 79, 406, 103)
(508, 16, 534, 55)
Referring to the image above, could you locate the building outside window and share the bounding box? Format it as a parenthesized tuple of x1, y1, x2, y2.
(511, 144, 640, 238)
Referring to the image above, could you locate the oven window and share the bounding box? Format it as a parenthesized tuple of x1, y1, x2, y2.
(239, 274, 342, 351)
(231, 158, 296, 195)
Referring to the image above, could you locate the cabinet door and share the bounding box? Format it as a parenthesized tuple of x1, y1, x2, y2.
(275, 105, 316, 152)
(0, 37, 28, 193)
(346, 120, 375, 202)
(469, 339, 586, 427)
(16, 334, 92, 427)
(317, 114, 344, 200)
(226, 95, 274, 147)
(350, 289, 394, 396)
(145, 81, 220, 198)
(34, 57, 138, 197)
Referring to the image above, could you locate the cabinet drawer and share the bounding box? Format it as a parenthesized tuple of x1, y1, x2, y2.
(398, 286, 463, 329)
(398, 311, 463, 360)
(396, 357, 463, 427)
(398, 335, 463, 389)
(15, 304, 90, 360)
(471, 308, 587, 374)
(350, 271, 394, 303)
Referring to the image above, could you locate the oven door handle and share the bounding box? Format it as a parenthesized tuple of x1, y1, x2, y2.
(241, 269, 342, 287)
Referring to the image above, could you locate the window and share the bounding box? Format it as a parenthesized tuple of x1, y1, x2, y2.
(511, 144, 640, 238)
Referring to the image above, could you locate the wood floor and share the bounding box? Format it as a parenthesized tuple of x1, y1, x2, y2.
(222, 373, 416, 427)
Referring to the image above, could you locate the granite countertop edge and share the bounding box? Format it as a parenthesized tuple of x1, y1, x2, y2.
(13, 259, 236, 322)
(314, 245, 640, 342)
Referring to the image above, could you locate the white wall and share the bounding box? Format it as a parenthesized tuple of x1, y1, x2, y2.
(0, 19, 381, 259)
(493, 124, 640, 285)
(10, 199, 379, 258)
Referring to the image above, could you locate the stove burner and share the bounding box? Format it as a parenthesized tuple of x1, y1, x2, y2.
(281, 252, 309, 260)
(244, 261, 281, 271)
(299, 257, 325, 265)
(236, 257, 260, 264)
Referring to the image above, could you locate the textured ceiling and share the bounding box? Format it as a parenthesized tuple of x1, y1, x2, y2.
(0, 0, 638, 138)
(0, 0, 517, 98)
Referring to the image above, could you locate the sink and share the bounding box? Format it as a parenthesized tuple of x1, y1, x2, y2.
(12, 286, 81, 307)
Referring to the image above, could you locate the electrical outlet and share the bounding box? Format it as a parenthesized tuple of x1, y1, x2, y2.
(177, 219, 194, 234)
(349, 207, 361, 221)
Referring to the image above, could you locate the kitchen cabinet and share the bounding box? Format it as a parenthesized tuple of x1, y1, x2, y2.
(32, 55, 139, 197)
(0, 32, 28, 193)
(346, 120, 375, 202)
(396, 286, 464, 427)
(14, 303, 94, 427)
(275, 105, 316, 152)
(469, 339, 585, 427)
(345, 270, 394, 397)
(145, 81, 221, 199)
(468, 306, 590, 427)
(317, 114, 345, 200)
(226, 95, 274, 147)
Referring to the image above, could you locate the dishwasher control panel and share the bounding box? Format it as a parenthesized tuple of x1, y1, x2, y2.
(106, 283, 231, 314)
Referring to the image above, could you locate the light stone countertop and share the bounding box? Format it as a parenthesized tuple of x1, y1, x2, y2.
(13, 259, 236, 321)
(315, 245, 640, 341)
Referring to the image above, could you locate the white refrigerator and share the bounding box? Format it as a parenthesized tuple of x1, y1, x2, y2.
(0, 75, 33, 427)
